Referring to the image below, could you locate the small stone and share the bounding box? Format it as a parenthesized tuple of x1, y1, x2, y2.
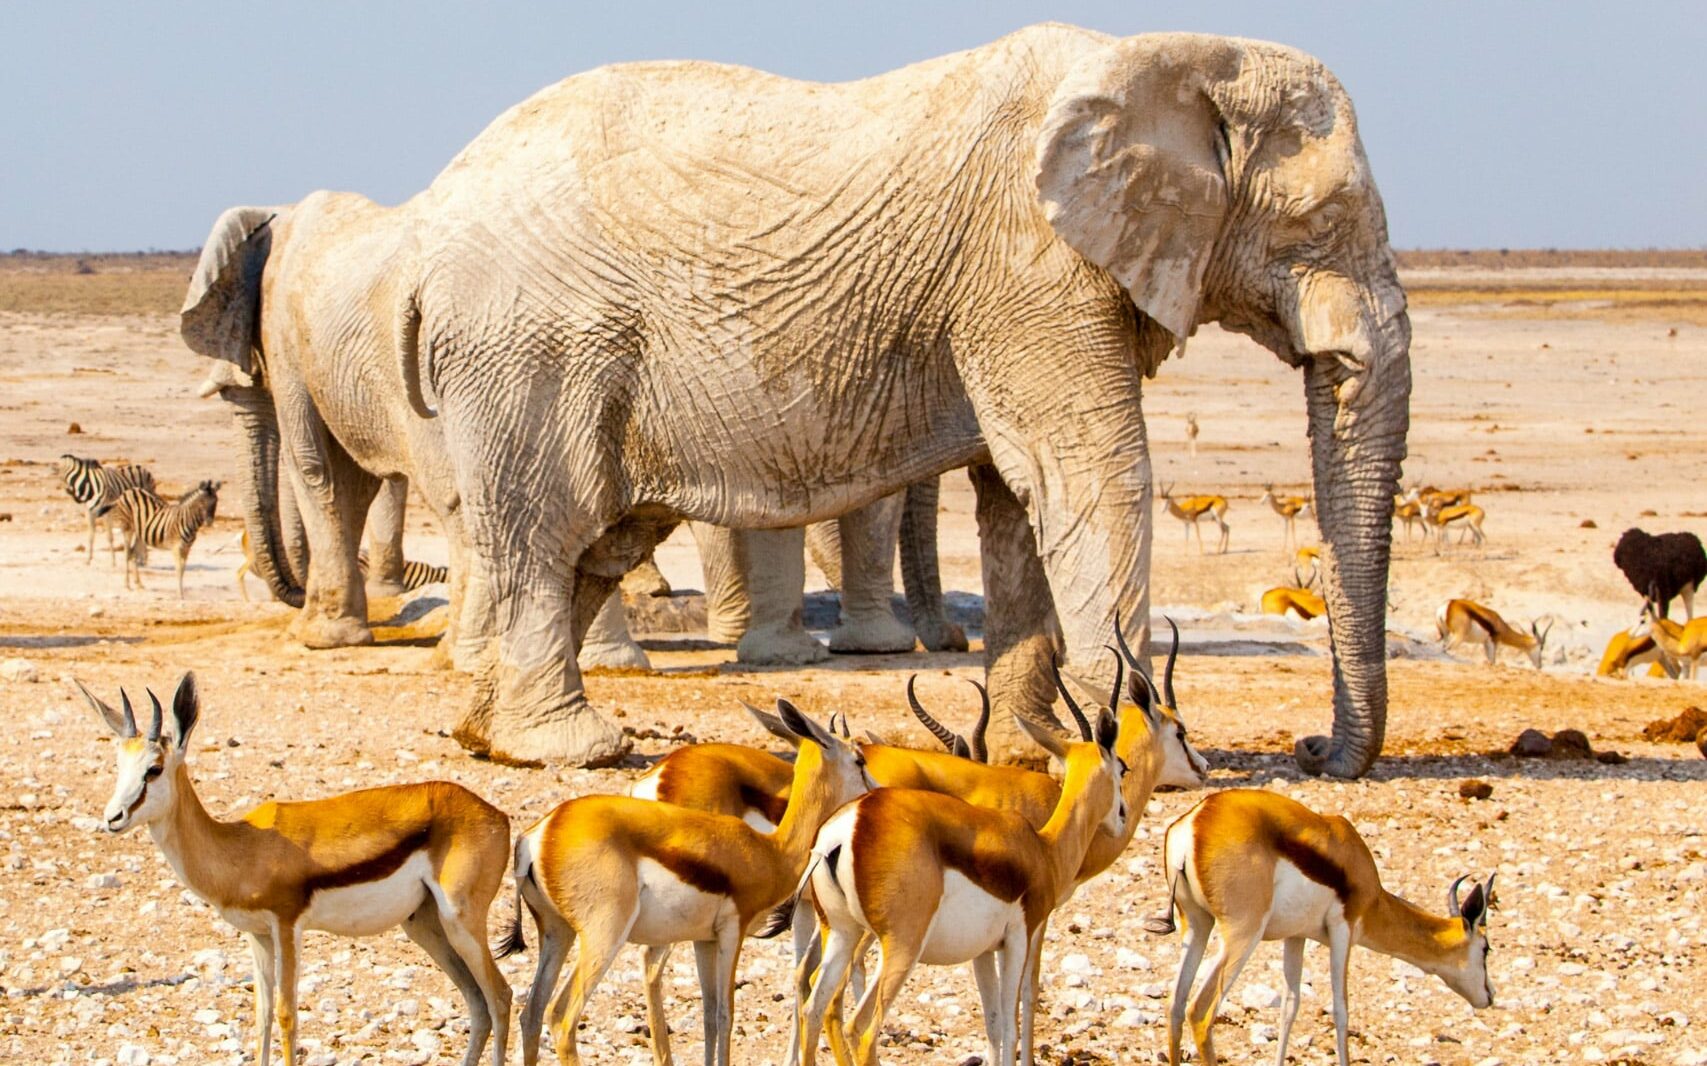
(1595, 749, 1628, 765)
(67, 422, 83, 435)
(1697, 727, 1707, 760)
(0, 659, 38, 683)
(1510, 729, 1552, 757)
(1239, 983, 1281, 1010)
(1458, 779, 1494, 800)
(1551, 729, 1594, 759)
(116, 1043, 149, 1066)
(88, 605, 105, 618)
(1580, 519, 1598, 528)
(84, 872, 120, 890)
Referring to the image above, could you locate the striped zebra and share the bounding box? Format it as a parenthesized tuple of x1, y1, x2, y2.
(97, 480, 221, 597)
(235, 531, 448, 600)
(56, 455, 156, 565)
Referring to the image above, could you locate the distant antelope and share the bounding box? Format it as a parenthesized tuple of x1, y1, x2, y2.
(1152, 789, 1495, 1065)
(1437, 599, 1550, 669)
(57, 454, 155, 565)
(504, 701, 870, 1066)
(1596, 628, 1676, 679)
(1636, 611, 1707, 680)
(1294, 545, 1322, 589)
(1260, 485, 1311, 551)
(1160, 483, 1230, 555)
(98, 481, 220, 597)
(1418, 485, 1473, 510)
(79, 673, 513, 1066)
(1424, 497, 1485, 553)
(1185, 413, 1200, 456)
(1261, 568, 1326, 620)
(1392, 491, 1426, 542)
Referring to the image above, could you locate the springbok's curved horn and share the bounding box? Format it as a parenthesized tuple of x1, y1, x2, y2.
(1050, 654, 1094, 741)
(966, 680, 991, 763)
(1163, 617, 1181, 711)
(1447, 874, 1470, 917)
(906, 676, 961, 755)
(144, 688, 163, 742)
(1102, 645, 1125, 718)
(119, 688, 138, 738)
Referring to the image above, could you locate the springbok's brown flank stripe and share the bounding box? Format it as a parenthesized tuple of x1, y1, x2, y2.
(304, 826, 432, 897)
(1276, 834, 1351, 902)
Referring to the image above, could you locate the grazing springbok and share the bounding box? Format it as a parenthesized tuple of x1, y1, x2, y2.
(1160, 483, 1231, 555)
(1596, 627, 1676, 679)
(1636, 610, 1707, 679)
(504, 701, 870, 1066)
(1259, 485, 1312, 551)
(1152, 789, 1495, 1066)
(799, 697, 1128, 1066)
(1261, 568, 1326, 620)
(79, 673, 513, 1066)
(1437, 599, 1550, 669)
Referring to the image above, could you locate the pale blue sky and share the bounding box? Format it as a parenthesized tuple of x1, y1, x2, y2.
(2, 3, 1702, 251)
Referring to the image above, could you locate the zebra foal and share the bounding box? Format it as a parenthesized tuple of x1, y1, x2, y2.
(98, 481, 221, 598)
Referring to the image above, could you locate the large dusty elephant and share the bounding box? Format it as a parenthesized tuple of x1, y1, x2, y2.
(258, 27, 1407, 775)
(693, 479, 967, 663)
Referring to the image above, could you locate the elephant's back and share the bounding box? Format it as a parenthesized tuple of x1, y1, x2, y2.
(415, 23, 1107, 215)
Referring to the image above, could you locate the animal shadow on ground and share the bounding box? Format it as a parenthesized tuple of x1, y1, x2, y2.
(1202, 748, 1707, 785)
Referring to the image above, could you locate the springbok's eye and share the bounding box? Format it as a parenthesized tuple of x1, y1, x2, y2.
(144, 765, 163, 780)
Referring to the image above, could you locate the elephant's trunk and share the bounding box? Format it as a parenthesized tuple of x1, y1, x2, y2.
(1294, 293, 1411, 779)
(226, 386, 305, 608)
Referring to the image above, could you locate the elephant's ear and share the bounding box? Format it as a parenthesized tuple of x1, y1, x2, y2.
(180, 206, 284, 379)
(1035, 36, 1237, 348)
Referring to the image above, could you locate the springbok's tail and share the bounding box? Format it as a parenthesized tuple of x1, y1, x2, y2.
(756, 851, 825, 940)
(1143, 864, 1182, 936)
(493, 860, 533, 958)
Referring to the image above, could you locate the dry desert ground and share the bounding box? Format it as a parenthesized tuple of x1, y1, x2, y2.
(0, 252, 1705, 1064)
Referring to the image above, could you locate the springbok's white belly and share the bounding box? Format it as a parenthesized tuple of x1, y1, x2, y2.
(303, 850, 432, 937)
(1261, 858, 1341, 942)
(919, 869, 1020, 965)
(631, 858, 732, 945)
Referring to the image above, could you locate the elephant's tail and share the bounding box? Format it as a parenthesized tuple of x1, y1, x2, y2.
(396, 288, 438, 419)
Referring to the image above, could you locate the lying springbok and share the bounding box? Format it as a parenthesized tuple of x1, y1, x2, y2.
(504, 701, 870, 1066)
(1261, 568, 1326, 620)
(799, 697, 1128, 1065)
(79, 673, 513, 1066)
(1260, 484, 1312, 551)
(1153, 789, 1495, 1065)
(1437, 599, 1550, 669)
(1160, 483, 1231, 555)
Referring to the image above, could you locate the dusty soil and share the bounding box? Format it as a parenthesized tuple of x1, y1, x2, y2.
(1, 265, 1705, 1065)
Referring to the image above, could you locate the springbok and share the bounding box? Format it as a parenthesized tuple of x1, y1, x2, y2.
(904, 675, 991, 762)
(1392, 491, 1426, 542)
(1424, 497, 1485, 552)
(1596, 627, 1676, 679)
(1259, 484, 1312, 551)
(1437, 599, 1550, 669)
(798, 694, 1128, 1065)
(1261, 568, 1326, 620)
(1185, 412, 1200, 456)
(1159, 483, 1231, 555)
(1294, 544, 1322, 589)
(1153, 789, 1495, 1066)
(1636, 611, 1707, 679)
(504, 701, 870, 1066)
(79, 673, 513, 1066)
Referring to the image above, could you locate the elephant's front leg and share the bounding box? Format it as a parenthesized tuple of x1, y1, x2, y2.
(827, 493, 917, 654)
(736, 528, 830, 665)
(276, 383, 379, 649)
(362, 476, 410, 596)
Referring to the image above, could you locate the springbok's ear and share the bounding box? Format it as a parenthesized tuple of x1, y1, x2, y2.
(1037, 37, 1236, 358)
(171, 672, 200, 750)
(741, 701, 804, 748)
(862, 729, 890, 747)
(776, 698, 833, 750)
(1459, 882, 1488, 929)
(1014, 711, 1072, 761)
(75, 679, 135, 738)
(1095, 707, 1119, 754)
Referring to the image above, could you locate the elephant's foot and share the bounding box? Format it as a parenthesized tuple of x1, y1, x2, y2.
(291, 613, 374, 650)
(737, 623, 830, 666)
(1294, 734, 1376, 779)
(912, 616, 969, 654)
(578, 634, 652, 671)
(828, 608, 917, 655)
(982, 711, 1052, 770)
(481, 698, 631, 768)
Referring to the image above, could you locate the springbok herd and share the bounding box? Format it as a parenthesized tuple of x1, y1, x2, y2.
(78, 620, 1498, 1066)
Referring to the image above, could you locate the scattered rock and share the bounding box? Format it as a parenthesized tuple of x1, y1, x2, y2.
(1580, 518, 1598, 528)
(1552, 729, 1594, 759)
(0, 512, 11, 522)
(1698, 727, 1707, 760)
(1459, 779, 1494, 800)
(1594, 750, 1629, 765)
(66, 421, 83, 435)
(84, 872, 120, 890)
(1510, 729, 1554, 758)
(0, 658, 39, 683)
(1643, 706, 1707, 743)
